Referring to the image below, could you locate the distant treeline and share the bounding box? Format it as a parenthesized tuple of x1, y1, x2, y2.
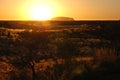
(0, 20, 120, 28)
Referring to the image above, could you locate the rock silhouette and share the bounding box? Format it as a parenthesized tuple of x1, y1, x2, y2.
(52, 17, 74, 21)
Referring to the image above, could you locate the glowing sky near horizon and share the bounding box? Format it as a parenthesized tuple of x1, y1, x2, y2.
(0, 0, 120, 20)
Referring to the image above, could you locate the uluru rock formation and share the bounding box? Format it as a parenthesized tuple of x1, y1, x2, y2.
(51, 17, 74, 21)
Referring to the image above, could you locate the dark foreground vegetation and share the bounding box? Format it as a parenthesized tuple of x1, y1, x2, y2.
(0, 21, 120, 80)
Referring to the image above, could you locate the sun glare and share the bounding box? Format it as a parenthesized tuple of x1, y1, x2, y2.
(30, 5, 52, 20)
(21, 1, 65, 20)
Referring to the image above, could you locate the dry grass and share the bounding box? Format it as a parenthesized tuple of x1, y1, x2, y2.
(93, 47, 118, 64)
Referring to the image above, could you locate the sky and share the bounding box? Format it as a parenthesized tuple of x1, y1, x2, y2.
(0, 0, 120, 20)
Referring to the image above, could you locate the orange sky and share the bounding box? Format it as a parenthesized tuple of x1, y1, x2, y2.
(0, 0, 120, 20)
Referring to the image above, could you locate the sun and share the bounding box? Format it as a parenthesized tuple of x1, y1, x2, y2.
(30, 5, 52, 20)
(21, 1, 65, 20)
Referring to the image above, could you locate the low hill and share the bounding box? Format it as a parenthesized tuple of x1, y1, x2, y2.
(51, 17, 74, 21)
